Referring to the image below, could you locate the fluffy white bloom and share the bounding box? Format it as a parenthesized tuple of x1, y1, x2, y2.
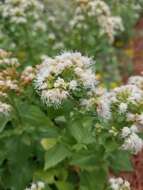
(121, 127, 131, 138)
(136, 113, 143, 125)
(41, 89, 69, 106)
(97, 94, 111, 120)
(0, 49, 19, 67)
(121, 127, 143, 154)
(109, 177, 130, 190)
(80, 97, 95, 110)
(20, 66, 36, 84)
(0, 101, 11, 116)
(128, 75, 143, 89)
(98, 85, 143, 121)
(35, 52, 97, 106)
(113, 85, 143, 103)
(34, 21, 47, 31)
(119, 103, 128, 114)
(69, 80, 78, 90)
(25, 181, 45, 190)
(121, 125, 138, 138)
(71, 0, 124, 42)
(0, 0, 44, 24)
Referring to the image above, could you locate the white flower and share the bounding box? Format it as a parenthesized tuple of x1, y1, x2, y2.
(109, 177, 130, 190)
(130, 124, 139, 133)
(98, 84, 143, 121)
(121, 127, 131, 138)
(69, 80, 78, 90)
(97, 94, 111, 120)
(0, 0, 44, 24)
(37, 181, 45, 189)
(54, 77, 67, 89)
(80, 98, 95, 110)
(128, 75, 143, 89)
(21, 66, 35, 82)
(0, 102, 11, 116)
(119, 103, 127, 114)
(122, 132, 143, 154)
(34, 21, 46, 31)
(71, 0, 124, 42)
(35, 52, 97, 106)
(25, 181, 45, 190)
(137, 114, 143, 125)
(41, 89, 69, 106)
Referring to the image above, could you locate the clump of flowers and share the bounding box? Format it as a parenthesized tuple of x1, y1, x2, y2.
(97, 84, 143, 154)
(34, 52, 97, 107)
(97, 84, 143, 121)
(80, 86, 106, 111)
(25, 181, 45, 190)
(0, 49, 20, 94)
(20, 66, 36, 86)
(128, 75, 143, 90)
(0, 49, 19, 68)
(71, 0, 124, 42)
(109, 177, 130, 190)
(0, 0, 44, 24)
(121, 126, 143, 154)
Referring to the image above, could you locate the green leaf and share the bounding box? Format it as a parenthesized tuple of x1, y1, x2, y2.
(79, 169, 107, 190)
(41, 138, 57, 150)
(1, 137, 33, 190)
(14, 100, 54, 128)
(56, 181, 74, 190)
(0, 115, 10, 132)
(71, 154, 98, 170)
(34, 168, 68, 184)
(110, 150, 133, 173)
(44, 144, 71, 170)
(69, 120, 95, 145)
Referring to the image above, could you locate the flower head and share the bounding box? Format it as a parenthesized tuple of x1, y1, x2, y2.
(109, 177, 130, 190)
(35, 52, 97, 107)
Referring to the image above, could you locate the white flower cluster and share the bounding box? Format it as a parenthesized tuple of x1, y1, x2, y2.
(20, 66, 36, 85)
(98, 82, 143, 154)
(128, 75, 143, 90)
(98, 85, 143, 121)
(0, 0, 44, 24)
(121, 126, 143, 154)
(71, 0, 124, 42)
(0, 50, 20, 92)
(80, 86, 106, 110)
(0, 49, 19, 67)
(0, 101, 11, 116)
(109, 177, 130, 190)
(35, 52, 97, 107)
(25, 181, 45, 190)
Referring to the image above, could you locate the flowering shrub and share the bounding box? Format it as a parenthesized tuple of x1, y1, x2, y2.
(0, 48, 143, 189)
(0, 0, 143, 189)
(0, 0, 142, 84)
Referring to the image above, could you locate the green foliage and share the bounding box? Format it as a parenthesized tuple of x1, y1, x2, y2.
(0, 0, 142, 189)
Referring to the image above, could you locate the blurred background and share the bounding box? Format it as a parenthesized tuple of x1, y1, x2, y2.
(0, 0, 143, 88)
